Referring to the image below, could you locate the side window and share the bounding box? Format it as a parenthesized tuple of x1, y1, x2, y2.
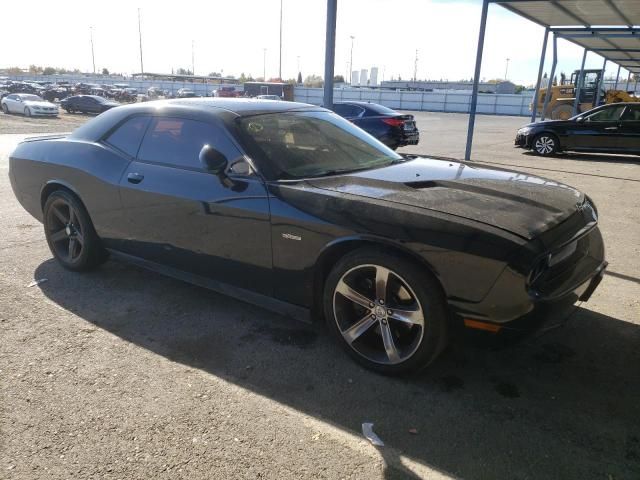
(585, 106, 625, 122)
(137, 117, 242, 169)
(104, 116, 150, 157)
(621, 106, 640, 122)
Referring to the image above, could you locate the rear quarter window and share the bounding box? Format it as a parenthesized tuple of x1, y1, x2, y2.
(104, 116, 150, 157)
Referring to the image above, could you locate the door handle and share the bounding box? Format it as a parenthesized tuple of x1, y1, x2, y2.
(604, 126, 618, 131)
(127, 172, 144, 184)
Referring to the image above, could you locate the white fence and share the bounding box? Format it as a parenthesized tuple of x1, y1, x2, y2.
(294, 87, 535, 116)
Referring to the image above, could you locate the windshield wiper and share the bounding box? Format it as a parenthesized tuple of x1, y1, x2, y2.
(310, 166, 377, 177)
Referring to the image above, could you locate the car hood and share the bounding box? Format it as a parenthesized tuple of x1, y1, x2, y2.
(23, 100, 56, 108)
(306, 157, 584, 240)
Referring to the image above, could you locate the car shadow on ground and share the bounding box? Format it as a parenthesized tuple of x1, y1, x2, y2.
(522, 150, 640, 164)
(34, 258, 640, 479)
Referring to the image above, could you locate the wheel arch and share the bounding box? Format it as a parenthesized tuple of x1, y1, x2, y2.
(40, 180, 85, 212)
(532, 130, 562, 150)
(311, 236, 446, 318)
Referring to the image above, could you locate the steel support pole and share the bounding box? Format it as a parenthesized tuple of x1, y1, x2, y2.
(323, 0, 337, 108)
(541, 33, 557, 121)
(531, 27, 549, 122)
(279, 0, 283, 80)
(595, 59, 607, 107)
(614, 65, 621, 90)
(464, 0, 489, 161)
(573, 48, 588, 116)
(626, 71, 631, 91)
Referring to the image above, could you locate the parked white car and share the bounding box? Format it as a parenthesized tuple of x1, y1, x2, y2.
(1, 93, 59, 117)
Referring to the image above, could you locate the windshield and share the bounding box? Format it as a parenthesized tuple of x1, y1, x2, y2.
(237, 111, 401, 180)
(20, 95, 42, 101)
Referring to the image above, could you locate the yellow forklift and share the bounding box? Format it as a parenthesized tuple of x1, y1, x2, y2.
(533, 69, 639, 120)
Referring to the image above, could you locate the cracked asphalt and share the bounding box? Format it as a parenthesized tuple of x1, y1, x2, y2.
(1, 110, 639, 479)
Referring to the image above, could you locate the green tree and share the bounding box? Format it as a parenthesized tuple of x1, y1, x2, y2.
(43, 67, 56, 75)
(102, 68, 110, 75)
(333, 75, 345, 83)
(297, 72, 302, 84)
(303, 74, 323, 87)
(28, 65, 43, 74)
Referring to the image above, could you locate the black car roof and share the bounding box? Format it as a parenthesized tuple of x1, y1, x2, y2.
(70, 98, 325, 142)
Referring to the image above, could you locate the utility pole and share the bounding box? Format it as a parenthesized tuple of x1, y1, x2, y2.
(90, 27, 96, 74)
(413, 49, 418, 81)
(263, 48, 267, 80)
(349, 35, 355, 84)
(279, 0, 283, 80)
(137, 8, 144, 74)
(504, 57, 510, 80)
(192, 40, 195, 75)
(297, 55, 300, 75)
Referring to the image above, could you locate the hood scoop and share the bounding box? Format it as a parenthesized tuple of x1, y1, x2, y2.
(404, 180, 440, 190)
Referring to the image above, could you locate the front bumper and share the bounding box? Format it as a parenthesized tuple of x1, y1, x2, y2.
(450, 222, 606, 334)
(514, 131, 533, 148)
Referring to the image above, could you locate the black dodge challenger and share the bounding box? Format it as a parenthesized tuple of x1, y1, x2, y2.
(9, 98, 606, 374)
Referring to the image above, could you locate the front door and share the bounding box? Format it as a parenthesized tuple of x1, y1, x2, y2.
(118, 116, 273, 295)
(619, 104, 640, 153)
(570, 104, 626, 151)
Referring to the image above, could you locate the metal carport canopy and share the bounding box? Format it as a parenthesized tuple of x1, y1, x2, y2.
(498, 1, 640, 72)
(464, 0, 640, 159)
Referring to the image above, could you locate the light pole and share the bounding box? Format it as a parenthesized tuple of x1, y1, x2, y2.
(504, 57, 510, 80)
(349, 35, 355, 84)
(137, 8, 144, 74)
(263, 48, 267, 80)
(413, 49, 418, 81)
(192, 40, 195, 76)
(279, 0, 283, 80)
(90, 27, 96, 74)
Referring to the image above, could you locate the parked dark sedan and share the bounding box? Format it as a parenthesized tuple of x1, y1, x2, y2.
(516, 102, 640, 156)
(9, 99, 606, 374)
(60, 95, 120, 114)
(331, 101, 419, 150)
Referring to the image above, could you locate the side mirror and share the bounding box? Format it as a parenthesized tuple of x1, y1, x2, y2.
(199, 144, 228, 174)
(576, 116, 584, 123)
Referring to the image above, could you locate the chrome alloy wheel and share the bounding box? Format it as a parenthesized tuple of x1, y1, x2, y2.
(46, 198, 85, 263)
(534, 135, 556, 155)
(332, 264, 425, 365)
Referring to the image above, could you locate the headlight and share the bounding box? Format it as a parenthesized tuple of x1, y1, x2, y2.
(518, 127, 532, 135)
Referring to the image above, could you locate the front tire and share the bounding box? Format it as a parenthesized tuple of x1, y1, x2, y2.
(323, 248, 448, 374)
(532, 133, 559, 156)
(43, 190, 107, 271)
(24, 107, 31, 117)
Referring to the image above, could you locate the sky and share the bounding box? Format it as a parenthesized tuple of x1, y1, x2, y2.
(1, 0, 632, 86)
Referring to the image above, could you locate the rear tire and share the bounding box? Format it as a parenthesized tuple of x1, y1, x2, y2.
(532, 133, 559, 156)
(43, 190, 107, 271)
(551, 104, 574, 120)
(323, 248, 448, 375)
(1, 104, 8, 114)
